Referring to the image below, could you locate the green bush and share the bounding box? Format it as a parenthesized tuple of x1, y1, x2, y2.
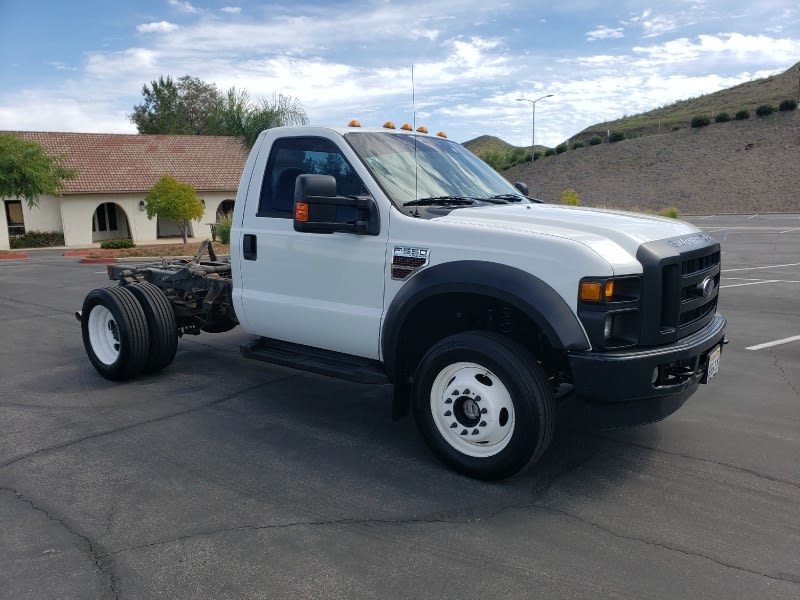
(589, 135, 602, 146)
(533, 151, 543, 161)
(555, 143, 568, 154)
(560, 188, 580, 206)
(544, 148, 556, 157)
(216, 215, 232, 245)
(658, 207, 680, 218)
(609, 131, 626, 143)
(100, 239, 135, 249)
(714, 112, 730, 123)
(572, 141, 585, 150)
(755, 104, 775, 116)
(735, 109, 750, 120)
(779, 99, 798, 111)
(9, 230, 65, 248)
(691, 115, 710, 128)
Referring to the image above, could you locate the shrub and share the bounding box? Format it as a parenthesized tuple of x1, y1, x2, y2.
(691, 115, 710, 128)
(216, 215, 232, 245)
(672, 126, 681, 131)
(533, 151, 543, 161)
(755, 104, 775, 116)
(779, 99, 798, 111)
(658, 207, 680, 218)
(609, 131, 626, 143)
(544, 148, 556, 157)
(589, 135, 602, 146)
(555, 143, 568, 154)
(714, 112, 730, 123)
(560, 188, 580, 206)
(572, 141, 585, 150)
(9, 230, 65, 248)
(100, 239, 135, 249)
(735, 109, 750, 120)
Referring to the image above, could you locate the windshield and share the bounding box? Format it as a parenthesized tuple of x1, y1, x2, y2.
(344, 132, 526, 210)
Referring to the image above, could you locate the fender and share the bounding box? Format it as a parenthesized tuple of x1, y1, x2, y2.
(381, 260, 590, 380)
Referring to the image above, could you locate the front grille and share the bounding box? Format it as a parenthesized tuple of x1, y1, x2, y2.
(637, 233, 721, 346)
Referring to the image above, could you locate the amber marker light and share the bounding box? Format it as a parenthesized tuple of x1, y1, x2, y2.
(436, 131, 447, 138)
(348, 119, 361, 127)
(579, 281, 603, 303)
(604, 279, 616, 300)
(416, 126, 429, 133)
(401, 123, 413, 131)
(295, 202, 309, 222)
(383, 121, 396, 129)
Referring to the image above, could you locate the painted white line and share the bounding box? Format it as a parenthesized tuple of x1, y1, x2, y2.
(720, 280, 780, 289)
(746, 335, 800, 351)
(779, 227, 800, 234)
(747, 214, 759, 219)
(724, 262, 800, 273)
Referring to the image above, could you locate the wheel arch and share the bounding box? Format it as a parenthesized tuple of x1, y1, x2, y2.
(382, 260, 589, 386)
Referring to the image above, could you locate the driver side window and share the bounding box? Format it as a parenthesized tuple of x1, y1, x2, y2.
(257, 137, 365, 218)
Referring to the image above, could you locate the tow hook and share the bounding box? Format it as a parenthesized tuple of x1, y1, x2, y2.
(74, 311, 82, 322)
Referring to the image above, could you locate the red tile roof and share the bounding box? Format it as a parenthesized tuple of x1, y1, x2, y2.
(2, 131, 249, 194)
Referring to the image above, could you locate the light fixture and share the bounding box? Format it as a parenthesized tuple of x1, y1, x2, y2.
(138, 200, 145, 212)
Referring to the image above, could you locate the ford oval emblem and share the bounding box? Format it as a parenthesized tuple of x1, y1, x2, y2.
(699, 276, 716, 298)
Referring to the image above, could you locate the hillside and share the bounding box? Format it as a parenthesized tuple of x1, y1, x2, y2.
(503, 108, 799, 215)
(578, 61, 800, 141)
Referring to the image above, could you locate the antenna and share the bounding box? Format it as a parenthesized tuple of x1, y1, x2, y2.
(412, 65, 419, 210)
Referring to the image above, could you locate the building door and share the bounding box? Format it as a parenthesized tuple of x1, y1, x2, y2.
(4, 200, 25, 236)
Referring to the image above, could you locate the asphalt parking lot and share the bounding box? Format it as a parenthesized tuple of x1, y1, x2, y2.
(1, 214, 798, 599)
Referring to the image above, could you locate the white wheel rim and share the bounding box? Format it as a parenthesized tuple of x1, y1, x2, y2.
(87, 304, 121, 365)
(430, 362, 515, 458)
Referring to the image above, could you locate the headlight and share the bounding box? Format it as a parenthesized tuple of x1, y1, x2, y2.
(578, 276, 642, 349)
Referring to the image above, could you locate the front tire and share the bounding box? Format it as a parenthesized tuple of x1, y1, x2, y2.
(413, 331, 555, 480)
(81, 286, 150, 380)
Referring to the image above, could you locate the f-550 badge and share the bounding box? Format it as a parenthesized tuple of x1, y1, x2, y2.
(392, 247, 430, 280)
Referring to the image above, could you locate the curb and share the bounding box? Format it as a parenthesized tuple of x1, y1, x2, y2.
(0, 252, 30, 260)
(80, 257, 117, 264)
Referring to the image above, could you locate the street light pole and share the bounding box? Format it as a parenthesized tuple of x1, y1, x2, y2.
(516, 94, 554, 163)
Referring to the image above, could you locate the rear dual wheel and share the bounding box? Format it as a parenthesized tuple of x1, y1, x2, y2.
(81, 283, 177, 380)
(413, 331, 555, 480)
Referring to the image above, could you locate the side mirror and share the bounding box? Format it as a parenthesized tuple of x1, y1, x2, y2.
(513, 181, 529, 195)
(293, 174, 380, 235)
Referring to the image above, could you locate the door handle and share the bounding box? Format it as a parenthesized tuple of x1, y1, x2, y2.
(243, 234, 257, 260)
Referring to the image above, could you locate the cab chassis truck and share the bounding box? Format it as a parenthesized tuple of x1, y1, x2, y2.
(78, 123, 727, 480)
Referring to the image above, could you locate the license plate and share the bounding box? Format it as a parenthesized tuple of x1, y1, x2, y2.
(706, 345, 721, 381)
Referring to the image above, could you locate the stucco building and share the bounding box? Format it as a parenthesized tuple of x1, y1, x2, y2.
(1, 131, 248, 250)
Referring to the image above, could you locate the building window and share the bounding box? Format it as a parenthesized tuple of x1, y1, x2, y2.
(93, 203, 119, 233)
(4, 200, 25, 236)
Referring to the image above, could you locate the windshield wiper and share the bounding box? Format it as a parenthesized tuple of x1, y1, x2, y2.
(403, 196, 476, 207)
(485, 194, 525, 203)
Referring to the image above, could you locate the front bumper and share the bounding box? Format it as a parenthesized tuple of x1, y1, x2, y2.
(567, 313, 727, 429)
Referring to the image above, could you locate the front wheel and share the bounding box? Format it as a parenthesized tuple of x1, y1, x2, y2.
(413, 331, 555, 480)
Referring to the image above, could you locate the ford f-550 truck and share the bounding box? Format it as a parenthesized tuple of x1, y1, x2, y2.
(79, 122, 726, 480)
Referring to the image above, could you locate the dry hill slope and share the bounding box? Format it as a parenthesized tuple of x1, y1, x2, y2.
(504, 109, 799, 215)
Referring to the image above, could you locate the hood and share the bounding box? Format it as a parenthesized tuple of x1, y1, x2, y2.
(438, 203, 697, 271)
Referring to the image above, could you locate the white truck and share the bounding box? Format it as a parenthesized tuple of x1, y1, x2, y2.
(79, 122, 727, 480)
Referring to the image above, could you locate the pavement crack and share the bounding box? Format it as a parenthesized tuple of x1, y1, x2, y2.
(585, 432, 800, 491)
(0, 378, 294, 470)
(1, 487, 119, 599)
(534, 502, 800, 585)
(770, 349, 800, 398)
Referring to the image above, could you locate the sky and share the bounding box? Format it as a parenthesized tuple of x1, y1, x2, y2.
(1, 0, 799, 147)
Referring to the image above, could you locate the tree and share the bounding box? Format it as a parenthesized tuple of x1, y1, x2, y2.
(0, 134, 77, 208)
(144, 175, 204, 244)
(131, 75, 309, 147)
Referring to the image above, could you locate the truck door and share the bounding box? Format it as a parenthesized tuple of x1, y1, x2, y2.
(236, 135, 388, 360)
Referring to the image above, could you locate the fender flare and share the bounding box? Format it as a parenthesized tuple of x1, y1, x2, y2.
(381, 260, 589, 381)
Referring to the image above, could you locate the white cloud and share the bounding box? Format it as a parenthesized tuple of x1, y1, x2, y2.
(586, 26, 624, 41)
(221, 6, 241, 14)
(169, 0, 198, 14)
(136, 21, 179, 34)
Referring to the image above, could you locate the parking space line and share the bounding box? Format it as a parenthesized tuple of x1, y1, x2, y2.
(720, 280, 780, 289)
(779, 227, 800, 234)
(724, 262, 800, 273)
(746, 335, 800, 351)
